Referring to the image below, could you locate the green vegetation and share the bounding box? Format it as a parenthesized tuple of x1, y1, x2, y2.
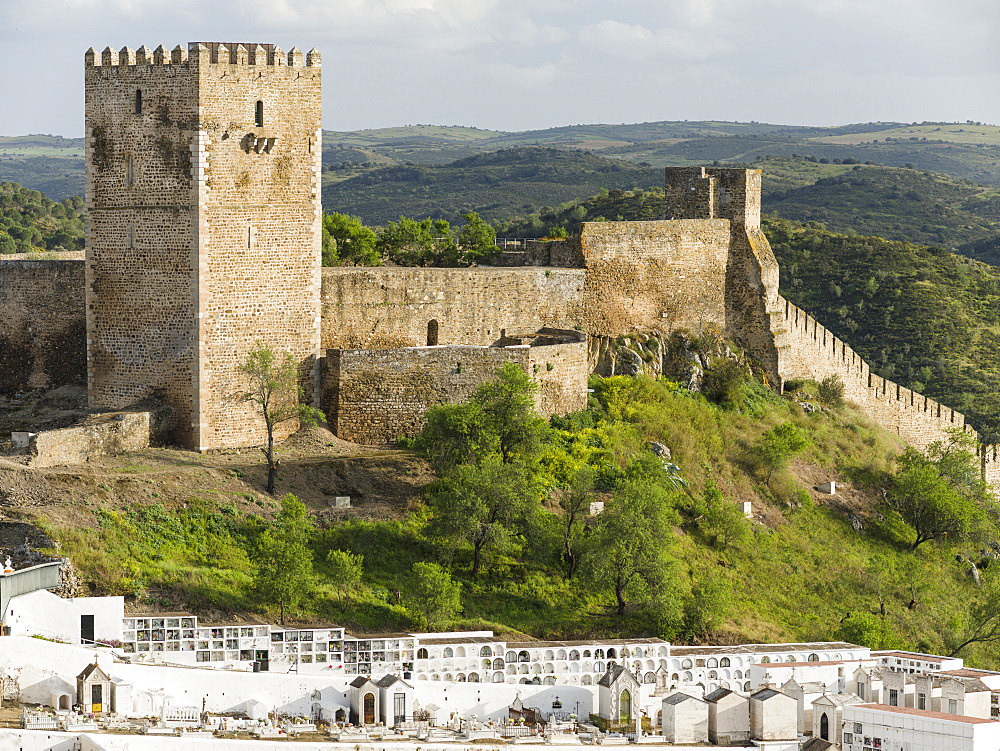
(237, 343, 325, 494)
(495, 184, 1000, 436)
(768, 217, 1000, 436)
(0, 182, 84, 253)
(322, 147, 660, 225)
(42, 356, 1000, 669)
(251, 494, 315, 624)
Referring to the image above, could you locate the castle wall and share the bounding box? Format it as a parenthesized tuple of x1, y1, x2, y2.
(322, 336, 588, 445)
(320, 266, 585, 350)
(194, 46, 322, 450)
(576, 219, 731, 338)
(775, 296, 969, 451)
(0, 259, 86, 393)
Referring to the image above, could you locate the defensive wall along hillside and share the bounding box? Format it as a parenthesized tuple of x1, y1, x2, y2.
(0, 257, 86, 393)
(772, 295, 1000, 482)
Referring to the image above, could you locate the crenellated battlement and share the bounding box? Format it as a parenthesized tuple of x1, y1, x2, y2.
(776, 295, 975, 455)
(85, 42, 320, 68)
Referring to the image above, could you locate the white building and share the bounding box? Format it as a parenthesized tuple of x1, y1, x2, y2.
(705, 687, 750, 745)
(660, 692, 708, 743)
(750, 687, 798, 742)
(843, 703, 1000, 751)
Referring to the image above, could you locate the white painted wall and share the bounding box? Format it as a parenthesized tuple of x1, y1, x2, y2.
(5, 590, 124, 645)
(0, 730, 743, 751)
(843, 704, 1000, 751)
(0, 636, 595, 722)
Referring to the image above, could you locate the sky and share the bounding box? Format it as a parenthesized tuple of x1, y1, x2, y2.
(2, 0, 999, 137)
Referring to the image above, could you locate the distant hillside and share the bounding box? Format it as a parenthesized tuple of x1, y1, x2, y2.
(0, 182, 84, 253)
(322, 146, 661, 225)
(8, 120, 1000, 202)
(0, 135, 85, 202)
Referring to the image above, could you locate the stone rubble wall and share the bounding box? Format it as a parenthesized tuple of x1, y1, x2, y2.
(322, 335, 588, 445)
(576, 219, 731, 339)
(26, 410, 156, 468)
(0, 259, 86, 393)
(320, 266, 585, 350)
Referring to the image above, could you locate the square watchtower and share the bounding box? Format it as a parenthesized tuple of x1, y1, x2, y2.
(84, 42, 322, 450)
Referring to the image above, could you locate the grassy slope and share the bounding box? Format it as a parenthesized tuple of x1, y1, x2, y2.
(36, 376, 1000, 668)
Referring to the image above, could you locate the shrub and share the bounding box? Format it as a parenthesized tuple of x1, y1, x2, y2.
(701, 360, 749, 408)
(817, 374, 845, 407)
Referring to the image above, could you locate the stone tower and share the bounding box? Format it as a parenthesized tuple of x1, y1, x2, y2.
(84, 42, 322, 450)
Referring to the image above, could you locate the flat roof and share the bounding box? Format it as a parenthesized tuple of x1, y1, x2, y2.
(506, 638, 666, 649)
(763, 660, 855, 668)
(873, 650, 952, 661)
(937, 669, 1000, 679)
(670, 641, 862, 657)
(853, 703, 996, 725)
(127, 612, 196, 618)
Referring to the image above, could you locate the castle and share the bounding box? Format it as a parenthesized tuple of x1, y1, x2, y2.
(0, 41, 997, 486)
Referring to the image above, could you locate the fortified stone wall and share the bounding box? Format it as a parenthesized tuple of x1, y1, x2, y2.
(320, 266, 585, 350)
(322, 333, 588, 445)
(576, 219, 731, 338)
(775, 296, 970, 451)
(0, 259, 86, 393)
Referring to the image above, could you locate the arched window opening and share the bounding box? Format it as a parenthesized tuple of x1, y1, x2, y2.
(820, 712, 829, 740)
(135, 89, 142, 115)
(427, 319, 439, 346)
(416, 648, 428, 660)
(255, 100, 264, 127)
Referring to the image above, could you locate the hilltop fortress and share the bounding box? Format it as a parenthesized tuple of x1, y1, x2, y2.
(0, 42, 997, 485)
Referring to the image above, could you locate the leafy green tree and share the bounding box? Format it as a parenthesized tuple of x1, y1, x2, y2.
(836, 611, 905, 650)
(376, 216, 457, 267)
(322, 212, 379, 266)
(456, 211, 497, 264)
(408, 561, 462, 628)
(237, 343, 325, 494)
(559, 465, 596, 579)
(427, 457, 536, 577)
(693, 480, 749, 548)
(949, 576, 1000, 655)
(817, 374, 845, 407)
(251, 494, 315, 624)
(891, 447, 984, 550)
(326, 549, 363, 604)
(582, 480, 681, 616)
(682, 576, 727, 639)
(472, 362, 546, 464)
(756, 422, 807, 485)
(415, 362, 546, 470)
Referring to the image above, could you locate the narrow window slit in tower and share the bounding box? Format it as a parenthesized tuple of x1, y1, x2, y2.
(255, 100, 264, 128)
(136, 89, 142, 115)
(126, 154, 134, 187)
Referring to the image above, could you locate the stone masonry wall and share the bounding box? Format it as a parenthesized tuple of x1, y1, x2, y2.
(0, 259, 86, 393)
(27, 410, 155, 468)
(323, 336, 588, 445)
(576, 219, 731, 338)
(321, 266, 585, 350)
(85, 45, 201, 446)
(775, 296, 970, 451)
